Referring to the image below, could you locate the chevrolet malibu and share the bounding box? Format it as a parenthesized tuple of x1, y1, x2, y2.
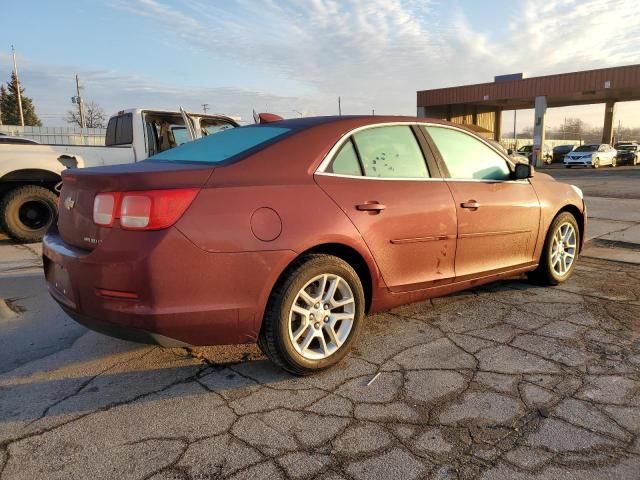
(43, 116, 586, 374)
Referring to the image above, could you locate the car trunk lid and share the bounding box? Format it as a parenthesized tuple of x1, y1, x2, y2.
(57, 161, 213, 251)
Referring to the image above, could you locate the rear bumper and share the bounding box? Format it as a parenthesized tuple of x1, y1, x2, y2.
(43, 228, 296, 346)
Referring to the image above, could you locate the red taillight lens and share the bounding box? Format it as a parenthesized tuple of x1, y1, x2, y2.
(93, 193, 118, 226)
(93, 188, 198, 230)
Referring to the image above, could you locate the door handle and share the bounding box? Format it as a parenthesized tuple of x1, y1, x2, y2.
(461, 200, 480, 210)
(356, 201, 387, 213)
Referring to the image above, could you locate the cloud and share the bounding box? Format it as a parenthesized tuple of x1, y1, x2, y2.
(1, 0, 639, 126)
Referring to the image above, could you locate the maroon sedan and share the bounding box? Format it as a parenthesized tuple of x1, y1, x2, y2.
(43, 116, 585, 374)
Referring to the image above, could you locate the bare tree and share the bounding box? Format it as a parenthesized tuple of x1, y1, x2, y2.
(65, 101, 107, 128)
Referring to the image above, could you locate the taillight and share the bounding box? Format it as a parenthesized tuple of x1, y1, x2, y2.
(120, 195, 151, 229)
(93, 193, 118, 226)
(93, 189, 198, 230)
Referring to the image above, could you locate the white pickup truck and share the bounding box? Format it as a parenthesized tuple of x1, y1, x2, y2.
(0, 108, 238, 242)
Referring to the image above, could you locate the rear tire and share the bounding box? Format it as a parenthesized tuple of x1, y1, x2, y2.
(528, 212, 580, 286)
(258, 254, 365, 375)
(593, 158, 600, 169)
(611, 158, 617, 167)
(0, 185, 58, 243)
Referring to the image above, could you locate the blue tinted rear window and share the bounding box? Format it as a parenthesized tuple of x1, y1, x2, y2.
(148, 126, 290, 163)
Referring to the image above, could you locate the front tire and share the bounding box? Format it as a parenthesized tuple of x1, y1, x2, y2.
(528, 212, 580, 286)
(0, 185, 58, 243)
(258, 254, 365, 375)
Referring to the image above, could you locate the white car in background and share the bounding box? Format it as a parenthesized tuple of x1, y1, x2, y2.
(564, 144, 617, 168)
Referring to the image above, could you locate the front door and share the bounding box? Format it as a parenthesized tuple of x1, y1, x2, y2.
(315, 125, 457, 292)
(423, 125, 540, 278)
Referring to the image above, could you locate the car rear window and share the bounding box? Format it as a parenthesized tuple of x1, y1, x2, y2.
(148, 126, 291, 164)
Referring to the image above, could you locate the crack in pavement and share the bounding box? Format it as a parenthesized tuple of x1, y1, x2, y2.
(1, 256, 639, 479)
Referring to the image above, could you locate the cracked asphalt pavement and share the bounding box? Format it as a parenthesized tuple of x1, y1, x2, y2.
(1, 255, 639, 479)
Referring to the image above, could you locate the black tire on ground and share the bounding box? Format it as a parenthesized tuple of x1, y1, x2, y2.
(611, 158, 617, 167)
(527, 211, 580, 286)
(565, 165, 571, 168)
(0, 185, 58, 243)
(593, 158, 600, 169)
(258, 254, 365, 375)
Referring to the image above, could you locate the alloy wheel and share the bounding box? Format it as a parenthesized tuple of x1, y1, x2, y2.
(550, 222, 577, 277)
(288, 273, 355, 360)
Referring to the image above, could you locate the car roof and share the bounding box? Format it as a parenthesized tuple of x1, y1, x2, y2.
(263, 115, 499, 143)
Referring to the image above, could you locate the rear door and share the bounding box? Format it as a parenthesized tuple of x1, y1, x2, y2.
(422, 125, 540, 279)
(315, 124, 457, 292)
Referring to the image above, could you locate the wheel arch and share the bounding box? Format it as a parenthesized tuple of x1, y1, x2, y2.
(556, 204, 585, 252)
(269, 242, 376, 315)
(0, 169, 62, 197)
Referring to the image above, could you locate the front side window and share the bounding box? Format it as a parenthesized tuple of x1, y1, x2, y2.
(352, 126, 429, 178)
(425, 126, 511, 180)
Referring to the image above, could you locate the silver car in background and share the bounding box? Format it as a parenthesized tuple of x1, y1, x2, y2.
(564, 144, 617, 168)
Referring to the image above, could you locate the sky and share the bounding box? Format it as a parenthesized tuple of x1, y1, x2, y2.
(1, 0, 639, 130)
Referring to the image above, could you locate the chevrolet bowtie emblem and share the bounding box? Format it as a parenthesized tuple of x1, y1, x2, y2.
(63, 196, 75, 210)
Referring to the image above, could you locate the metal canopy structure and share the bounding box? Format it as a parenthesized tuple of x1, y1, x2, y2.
(417, 64, 640, 166)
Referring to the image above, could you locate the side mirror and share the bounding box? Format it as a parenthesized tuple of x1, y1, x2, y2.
(507, 148, 513, 155)
(514, 162, 533, 179)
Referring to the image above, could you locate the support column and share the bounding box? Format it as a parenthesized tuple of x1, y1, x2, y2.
(532, 96, 547, 168)
(493, 109, 502, 141)
(602, 101, 616, 145)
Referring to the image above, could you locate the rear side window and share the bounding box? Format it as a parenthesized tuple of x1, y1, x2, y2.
(106, 113, 133, 146)
(353, 126, 429, 178)
(148, 126, 291, 164)
(425, 126, 510, 180)
(329, 139, 362, 176)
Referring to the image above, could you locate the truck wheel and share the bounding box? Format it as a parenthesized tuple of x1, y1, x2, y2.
(0, 185, 58, 243)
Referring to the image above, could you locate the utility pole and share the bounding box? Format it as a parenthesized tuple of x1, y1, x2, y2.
(202, 103, 209, 114)
(617, 119, 622, 142)
(11, 45, 24, 127)
(512, 110, 517, 149)
(338, 96, 341, 116)
(75, 74, 86, 128)
(372, 109, 375, 116)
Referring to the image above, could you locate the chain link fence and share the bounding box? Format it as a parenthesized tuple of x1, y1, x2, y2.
(0, 125, 106, 145)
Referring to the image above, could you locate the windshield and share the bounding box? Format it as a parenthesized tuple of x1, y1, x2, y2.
(148, 125, 291, 164)
(518, 145, 532, 152)
(616, 144, 637, 151)
(574, 145, 598, 152)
